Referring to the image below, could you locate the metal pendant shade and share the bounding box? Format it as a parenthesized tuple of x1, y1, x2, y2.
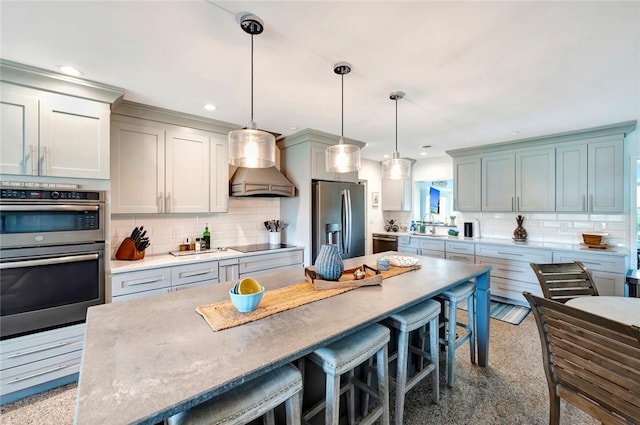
(228, 13, 276, 168)
(382, 91, 412, 180)
(325, 62, 361, 173)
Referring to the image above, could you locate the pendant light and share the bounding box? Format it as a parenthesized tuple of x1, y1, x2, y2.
(382, 91, 412, 180)
(325, 62, 361, 173)
(228, 13, 275, 168)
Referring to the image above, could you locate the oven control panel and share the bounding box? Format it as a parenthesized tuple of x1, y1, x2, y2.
(0, 189, 102, 201)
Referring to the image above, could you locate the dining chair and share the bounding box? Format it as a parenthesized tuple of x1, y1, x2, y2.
(530, 261, 599, 303)
(523, 292, 640, 425)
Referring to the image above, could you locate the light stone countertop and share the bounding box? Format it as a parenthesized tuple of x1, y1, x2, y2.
(110, 245, 305, 274)
(75, 253, 492, 425)
(375, 231, 627, 257)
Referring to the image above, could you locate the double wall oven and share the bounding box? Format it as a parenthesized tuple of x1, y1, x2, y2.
(0, 185, 106, 340)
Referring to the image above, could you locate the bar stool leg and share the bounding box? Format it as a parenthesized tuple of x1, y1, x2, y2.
(446, 297, 457, 387)
(469, 293, 476, 365)
(377, 344, 390, 425)
(325, 372, 341, 425)
(429, 317, 440, 403)
(394, 327, 410, 424)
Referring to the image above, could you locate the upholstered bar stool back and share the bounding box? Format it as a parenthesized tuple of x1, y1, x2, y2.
(167, 363, 302, 425)
(435, 280, 476, 387)
(383, 299, 441, 425)
(304, 324, 390, 425)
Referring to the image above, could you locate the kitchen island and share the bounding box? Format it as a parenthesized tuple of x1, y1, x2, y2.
(74, 252, 491, 424)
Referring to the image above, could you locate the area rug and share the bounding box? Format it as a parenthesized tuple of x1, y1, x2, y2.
(459, 300, 530, 325)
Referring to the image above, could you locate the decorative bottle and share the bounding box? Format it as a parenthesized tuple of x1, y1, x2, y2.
(314, 244, 344, 281)
(203, 223, 211, 249)
(513, 215, 527, 241)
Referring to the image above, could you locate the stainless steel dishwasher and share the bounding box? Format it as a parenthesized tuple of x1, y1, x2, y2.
(372, 233, 398, 254)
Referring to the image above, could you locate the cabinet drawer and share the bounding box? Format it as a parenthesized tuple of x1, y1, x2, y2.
(475, 244, 551, 263)
(445, 253, 474, 263)
(398, 236, 419, 248)
(1, 350, 81, 396)
(239, 250, 303, 275)
(172, 261, 219, 286)
(552, 251, 626, 273)
(491, 276, 542, 305)
(1, 324, 85, 371)
(445, 241, 475, 255)
(420, 250, 445, 259)
(397, 246, 419, 255)
(476, 257, 538, 283)
(112, 288, 169, 302)
(111, 268, 171, 297)
(419, 239, 445, 251)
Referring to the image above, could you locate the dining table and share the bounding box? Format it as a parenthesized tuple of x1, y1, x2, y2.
(565, 296, 640, 326)
(73, 252, 492, 424)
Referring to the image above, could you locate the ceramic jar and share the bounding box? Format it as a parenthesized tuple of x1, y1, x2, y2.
(513, 215, 528, 241)
(315, 244, 344, 281)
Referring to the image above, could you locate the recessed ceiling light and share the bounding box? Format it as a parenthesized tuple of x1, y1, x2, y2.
(512, 131, 520, 136)
(420, 152, 428, 156)
(58, 65, 81, 76)
(288, 125, 297, 130)
(383, 154, 390, 159)
(204, 104, 216, 111)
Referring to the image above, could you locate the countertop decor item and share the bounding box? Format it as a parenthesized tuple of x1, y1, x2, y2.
(512, 215, 528, 242)
(381, 91, 411, 180)
(325, 62, 361, 173)
(380, 255, 420, 267)
(314, 244, 344, 281)
(115, 226, 149, 260)
(228, 13, 275, 168)
(305, 264, 381, 290)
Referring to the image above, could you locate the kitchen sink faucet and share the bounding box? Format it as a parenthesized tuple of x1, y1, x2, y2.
(422, 213, 436, 235)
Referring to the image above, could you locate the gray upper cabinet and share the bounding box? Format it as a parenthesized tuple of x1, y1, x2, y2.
(381, 178, 411, 211)
(447, 121, 635, 213)
(556, 136, 623, 212)
(452, 156, 481, 211)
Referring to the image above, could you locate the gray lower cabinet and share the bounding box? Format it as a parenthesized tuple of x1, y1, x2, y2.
(397, 236, 445, 259)
(238, 250, 304, 277)
(445, 240, 475, 263)
(0, 323, 85, 404)
(475, 244, 550, 305)
(552, 250, 626, 296)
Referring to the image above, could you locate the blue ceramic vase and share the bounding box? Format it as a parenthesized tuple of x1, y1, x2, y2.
(315, 244, 344, 281)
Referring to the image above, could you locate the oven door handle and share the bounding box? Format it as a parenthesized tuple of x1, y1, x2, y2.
(0, 205, 99, 212)
(0, 253, 99, 269)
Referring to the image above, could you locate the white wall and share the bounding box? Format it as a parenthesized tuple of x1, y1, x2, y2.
(358, 158, 383, 254)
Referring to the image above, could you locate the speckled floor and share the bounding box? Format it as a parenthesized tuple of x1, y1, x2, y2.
(1, 314, 598, 425)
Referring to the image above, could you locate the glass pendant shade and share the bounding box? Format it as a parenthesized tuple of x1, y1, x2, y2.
(229, 122, 276, 168)
(382, 152, 412, 180)
(326, 138, 361, 173)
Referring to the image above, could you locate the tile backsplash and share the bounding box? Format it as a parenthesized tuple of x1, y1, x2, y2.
(453, 212, 628, 247)
(110, 198, 281, 258)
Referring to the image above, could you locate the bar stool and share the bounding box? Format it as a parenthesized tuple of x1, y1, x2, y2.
(303, 324, 390, 425)
(436, 280, 476, 387)
(167, 363, 302, 425)
(383, 299, 441, 425)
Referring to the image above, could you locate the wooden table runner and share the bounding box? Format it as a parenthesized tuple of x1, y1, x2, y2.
(197, 265, 420, 331)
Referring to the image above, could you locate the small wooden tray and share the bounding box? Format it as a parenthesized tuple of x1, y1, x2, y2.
(115, 237, 146, 261)
(305, 264, 382, 290)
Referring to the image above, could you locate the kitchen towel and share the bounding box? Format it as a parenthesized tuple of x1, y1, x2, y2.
(197, 265, 420, 331)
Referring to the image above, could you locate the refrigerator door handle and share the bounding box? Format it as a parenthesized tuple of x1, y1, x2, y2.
(342, 189, 352, 255)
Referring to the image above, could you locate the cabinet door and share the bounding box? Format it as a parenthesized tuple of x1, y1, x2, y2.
(165, 130, 210, 213)
(588, 138, 623, 212)
(516, 147, 555, 211)
(39, 93, 110, 179)
(556, 144, 588, 212)
(482, 152, 515, 211)
(111, 121, 165, 213)
(453, 156, 481, 211)
(210, 133, 229, 212)
(0, 84, 39, 175)
(381, 178, 411, 211)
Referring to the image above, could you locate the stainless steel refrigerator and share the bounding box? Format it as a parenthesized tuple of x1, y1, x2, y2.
(312, 180, 366, 263)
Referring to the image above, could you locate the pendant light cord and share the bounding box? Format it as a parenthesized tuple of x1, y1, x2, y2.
(250, 34, 254, 123)
(395, 97, 398, 153)
(341, 73, 344, 139)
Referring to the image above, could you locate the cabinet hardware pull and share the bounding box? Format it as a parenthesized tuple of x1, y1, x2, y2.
(157, 192, 163, 213)
(496, 251, 523, 256)
(29, 145, 37, 175)
(7, 364, 73, 384)
(517, 196, 520, 211)
(179, 270, 212, 278)
(511, 197, 514, 211)
(588, 194, 593, 212)
(166, 192, 171, 213)
(7, 341, 73, 358)
(39, 147, 46, 176)
(498, 268, 523, 273)
(581, 194, 586, 212)
(122, 276, 165, 287)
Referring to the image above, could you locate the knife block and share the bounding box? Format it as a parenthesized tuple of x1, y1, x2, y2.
(115, 237, 146, 261)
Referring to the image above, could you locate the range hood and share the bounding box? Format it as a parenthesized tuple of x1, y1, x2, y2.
(230, 166, 296, 197)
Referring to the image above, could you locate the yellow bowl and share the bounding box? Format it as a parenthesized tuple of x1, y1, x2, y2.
(238, 277, 261, 295)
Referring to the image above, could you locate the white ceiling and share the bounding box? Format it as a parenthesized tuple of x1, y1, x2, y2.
(1, 1, 638, 161)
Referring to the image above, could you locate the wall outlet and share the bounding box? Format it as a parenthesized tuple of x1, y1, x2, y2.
(171, 228, 180, 240)
(560, 222, 569, 233)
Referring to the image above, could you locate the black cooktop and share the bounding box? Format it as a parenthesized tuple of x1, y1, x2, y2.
(229, 243, 296, 253)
